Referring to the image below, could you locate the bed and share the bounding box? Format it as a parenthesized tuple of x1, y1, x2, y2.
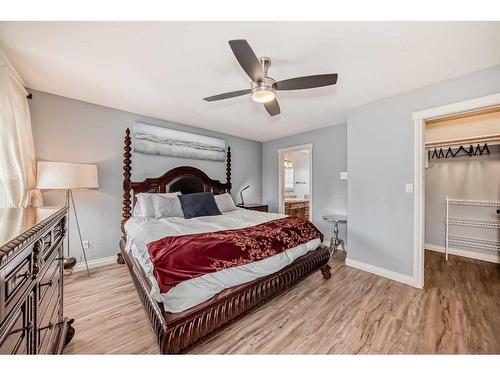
(118, 128, 331, 354)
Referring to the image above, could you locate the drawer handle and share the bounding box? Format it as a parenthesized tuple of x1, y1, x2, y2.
(38, 323, 54, 332)
(8, 323, 33, 335)
(17, 270, 31, 279)
(40, 280, 53, 288)
(38, 320, 63, 332)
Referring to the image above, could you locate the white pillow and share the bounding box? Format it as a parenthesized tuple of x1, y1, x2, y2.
(134, 192, 181, 217)
(152, 195, 184, 219)
(132, 201, 142, 216)
(214, 193, 238, 213)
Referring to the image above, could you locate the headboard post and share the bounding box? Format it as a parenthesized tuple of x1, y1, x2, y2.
(121, 128, 132, 236)
(226, 146, 232, 192)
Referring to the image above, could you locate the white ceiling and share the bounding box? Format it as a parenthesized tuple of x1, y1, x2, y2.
(1, 22, 499, 141)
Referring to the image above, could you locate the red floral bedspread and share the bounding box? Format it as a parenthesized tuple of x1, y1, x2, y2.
(147, 216, 323, 293)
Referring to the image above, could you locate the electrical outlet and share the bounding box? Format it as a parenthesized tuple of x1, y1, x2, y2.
(340, 171, 348, 181)
(405, 184, 414, 193)
(82, 240, 90, 250)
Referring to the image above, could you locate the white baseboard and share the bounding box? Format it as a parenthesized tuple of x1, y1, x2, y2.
(425, 243, 499, 264)
(73, 255, 117, 272)
(345, 257, 414, 287)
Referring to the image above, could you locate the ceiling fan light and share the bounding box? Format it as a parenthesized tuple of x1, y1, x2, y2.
(251, 89, 275, 103)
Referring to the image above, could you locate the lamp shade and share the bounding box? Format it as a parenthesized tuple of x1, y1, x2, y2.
(37, 162, 99, 190)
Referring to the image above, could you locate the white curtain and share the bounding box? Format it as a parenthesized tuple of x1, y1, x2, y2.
(0, 50, 37, 208)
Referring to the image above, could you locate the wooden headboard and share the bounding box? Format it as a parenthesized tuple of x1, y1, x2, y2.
(120, 128, 232, 235)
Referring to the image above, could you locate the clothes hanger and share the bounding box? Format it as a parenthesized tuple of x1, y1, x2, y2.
(445, 147, 453, 158)
(474, 144, 481, 156)
(453, 145, 466, 157)
(431, 148, 439, 159)
(468, 144, 474, 157)
(483, 143, 490, 155)
(438, 148, 445, 159)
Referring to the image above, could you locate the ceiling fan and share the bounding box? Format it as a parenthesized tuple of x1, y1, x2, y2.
(203, 39, 338, 116)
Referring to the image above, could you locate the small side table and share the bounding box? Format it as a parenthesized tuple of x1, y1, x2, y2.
(237, 204, 269, 213)
(323, 214, 347, 255)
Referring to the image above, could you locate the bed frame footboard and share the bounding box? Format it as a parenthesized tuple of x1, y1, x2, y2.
(120, 240, 330, 354)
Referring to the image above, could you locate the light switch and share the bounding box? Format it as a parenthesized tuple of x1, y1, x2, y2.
(405, 184, 414, 193)
(340, 172, 348, 181)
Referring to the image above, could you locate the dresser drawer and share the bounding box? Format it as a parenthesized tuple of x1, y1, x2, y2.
(0, 297, 30, 354)
(38, 257, 61, 328)
(38, 244, 62, 305)
(41, 219, 64, 261)
(5, 255, 33, 304)
(38, 273, 60, 328)
(49, 219, 64, 258)
(38, 299, 61, 354)
(1, 250, 34, 323)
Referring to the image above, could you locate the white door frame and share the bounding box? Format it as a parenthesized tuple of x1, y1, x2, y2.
(412, 92, 500, 289)
(278, 143, 313, 220)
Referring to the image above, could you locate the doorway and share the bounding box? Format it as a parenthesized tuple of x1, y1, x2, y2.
(278, 144, 313, 220)
(412, 93, 500, 288)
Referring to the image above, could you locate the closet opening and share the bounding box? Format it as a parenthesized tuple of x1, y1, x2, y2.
(278, 144, 313, 221)
(416, 103, 500, 289)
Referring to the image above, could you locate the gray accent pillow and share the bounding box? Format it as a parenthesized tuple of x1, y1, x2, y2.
(152, 195, 184, 219)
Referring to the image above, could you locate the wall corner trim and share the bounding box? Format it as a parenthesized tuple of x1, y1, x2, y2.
(345, 257, 415, 287)
(73, 255, 117, 272)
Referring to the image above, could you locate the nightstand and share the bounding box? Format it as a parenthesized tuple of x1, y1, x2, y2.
(237, 204, 269, 212)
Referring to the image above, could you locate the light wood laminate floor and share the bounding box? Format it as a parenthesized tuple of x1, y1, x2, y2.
(64, 251, 500, 354)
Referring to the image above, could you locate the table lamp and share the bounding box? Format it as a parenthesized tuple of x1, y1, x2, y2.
(239, 185, 250, 205)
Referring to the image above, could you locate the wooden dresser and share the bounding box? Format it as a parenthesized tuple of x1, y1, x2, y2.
(0, 206, 73, 355)
(284, 200, 310, 219)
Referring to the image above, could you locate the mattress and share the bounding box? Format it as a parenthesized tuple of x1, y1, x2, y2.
(124, 209, 321, 313)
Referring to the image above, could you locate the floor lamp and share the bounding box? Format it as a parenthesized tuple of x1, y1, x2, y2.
(37, 161, 99, 276)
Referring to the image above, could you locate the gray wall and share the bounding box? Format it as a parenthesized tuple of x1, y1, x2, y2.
(262, 124, 348, 242)
(425, 146, 500, 257)
(29, 90, 262, 262)
(347, 64, 500, 277)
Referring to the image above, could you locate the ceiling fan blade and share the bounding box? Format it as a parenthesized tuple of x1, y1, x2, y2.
(264, 98, 280, 116)
(228, 39, 265, 82)
(275, 73, 338, 91)
(203, 89, 251, 102)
